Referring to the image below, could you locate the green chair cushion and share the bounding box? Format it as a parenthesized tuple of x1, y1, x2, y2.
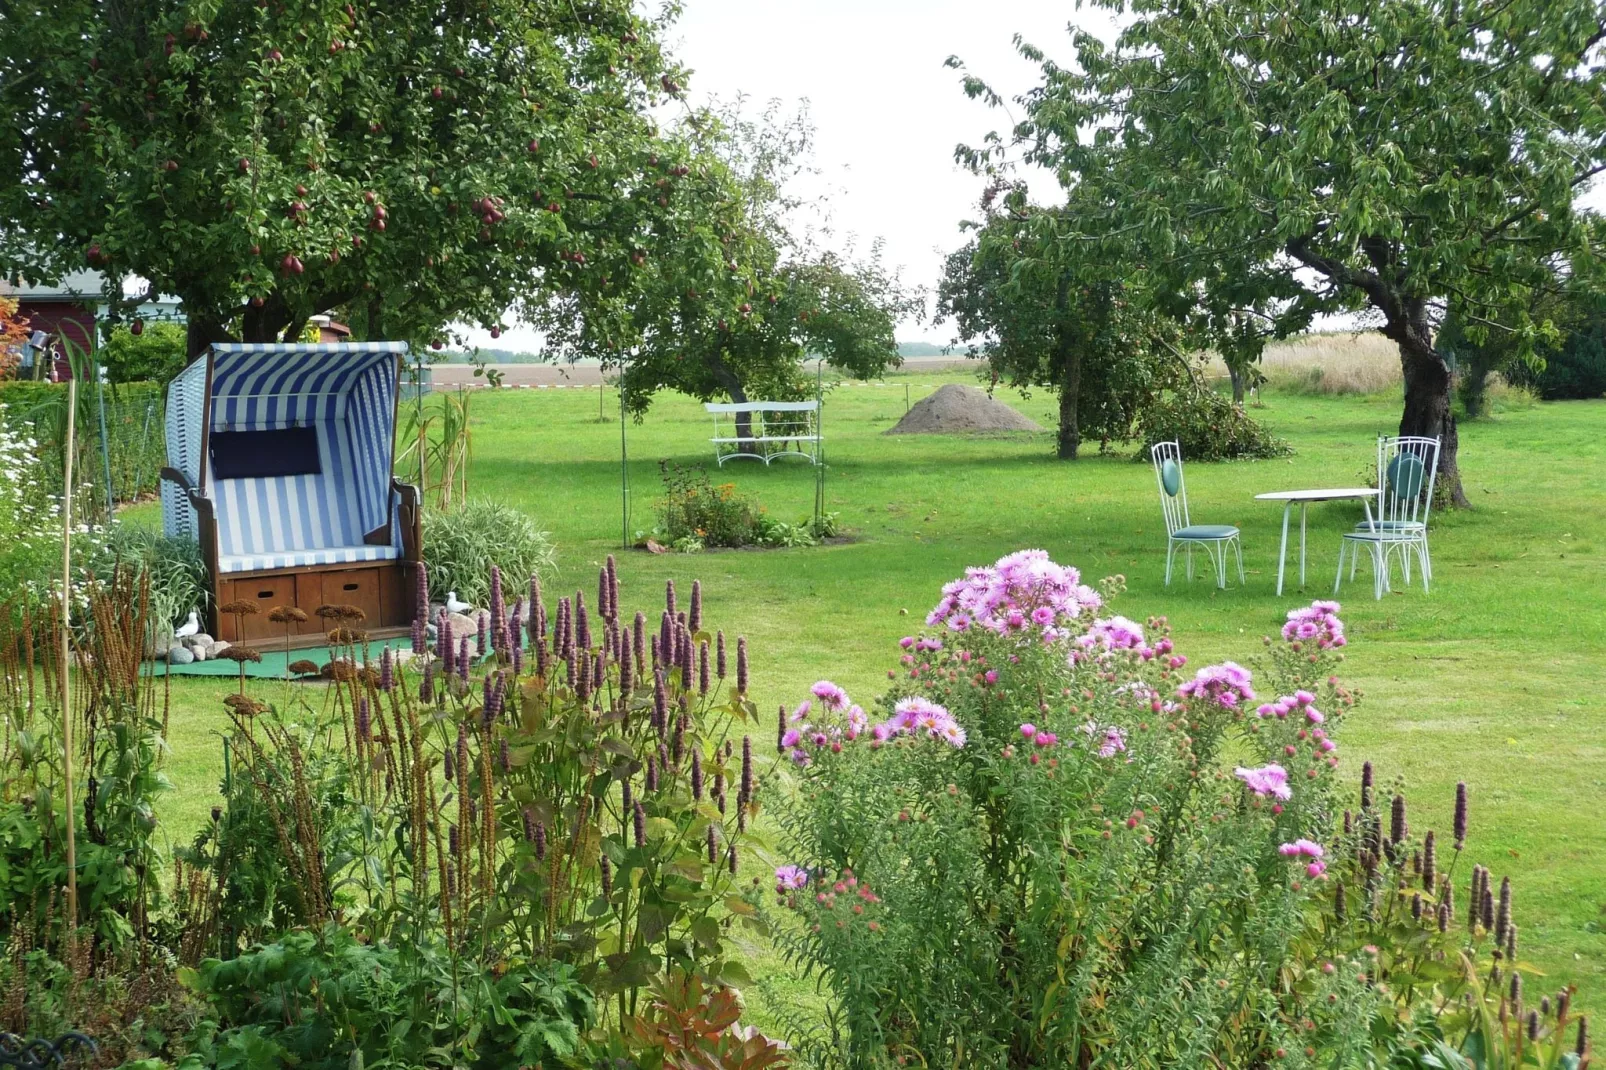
(1160, 458, 1181, 496)
(1173, 524, 1238, 540)
(1385, 453, 1426, 504)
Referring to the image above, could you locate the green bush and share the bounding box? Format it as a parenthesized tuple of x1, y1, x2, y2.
(92, 523, 209, 630)
(0, 379, 168, 510)
(421, 498, 554, 607)
(769, 552, 1582, 1069)
(1525, 321, 1606, 400)
(654, 461, 834, 551)
(101, 323, 188, 386)
(1135, 385, 1291, 461)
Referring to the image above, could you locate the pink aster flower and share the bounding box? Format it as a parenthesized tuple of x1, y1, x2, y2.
(1177, 662, 1255, 709)
(781, 728, 802, 749)
(1019, 723, 1038, 739)
(775, 865, 809, 891)
(790, 700, 812, 723)
(811, 681, 850, 711)
(1098, 727, 1126, 758)
(1278, 839, 1325, 859)
(846, 705, 868, 739)
(938, 721, 967, 748)
(1235, 763, 1293, 801)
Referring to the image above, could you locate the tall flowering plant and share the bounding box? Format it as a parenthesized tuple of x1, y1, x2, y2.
(770, 552, 1586, 1070)
(182, 561, 782, 1061)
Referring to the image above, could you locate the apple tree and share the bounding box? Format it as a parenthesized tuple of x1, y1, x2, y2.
(530, 101, 921, 439)
(0, 0, 742, 356)
(957, 0, 1606, 504)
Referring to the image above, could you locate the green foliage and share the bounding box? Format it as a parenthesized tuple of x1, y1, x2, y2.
(653, 462, 833, 551)
(956, 0, 1606, 501)
(177, 925, 593, 1070)
(937, 185, 1189, 458)
(421, 499, 554, 608)
(1135, 385, 1291, 461)
(101, 323, 188, 386)
(0, 378, 167, 517)
(535, 101, 921, 414)
(0, 0, 720, 351)
(93, 524, 209, 630)
(1532, 323, 1606, 401)
(770, 559, 1584, 1068)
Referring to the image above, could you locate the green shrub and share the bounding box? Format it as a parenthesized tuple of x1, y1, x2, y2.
(656, 460, 764, 548)
(0, 379, 168, 511)
(1135, 385, 1290, 461)
(770, 552, 1580, 1069)
(654, 461, 835, 551)
(93, 522, 209, 630)
(179, 925, 594, 1070)
(100, 323, 188, 386)
(1525, 320, 1606, 400)
(421, 498, 554, 607)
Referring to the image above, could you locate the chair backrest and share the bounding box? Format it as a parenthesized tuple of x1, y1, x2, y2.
(1150, 440, 1190, 536)
(1374, 436, 1440, 529)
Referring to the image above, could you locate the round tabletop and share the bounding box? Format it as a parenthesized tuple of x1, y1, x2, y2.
(1254, 488, 1376, 502)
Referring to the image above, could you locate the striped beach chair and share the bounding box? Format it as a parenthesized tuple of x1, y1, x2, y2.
(161, 343, 422, 646)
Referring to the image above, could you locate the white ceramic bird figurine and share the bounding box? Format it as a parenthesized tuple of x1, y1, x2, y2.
(445, 591, 472, 614)
(174, 609, 200, 639)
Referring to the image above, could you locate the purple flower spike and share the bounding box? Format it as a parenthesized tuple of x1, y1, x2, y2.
(476, 611, 488, 657)
(489, 565, 505, 650)
(689, 579, 702, 634)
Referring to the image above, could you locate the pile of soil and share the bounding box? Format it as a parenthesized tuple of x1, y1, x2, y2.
(884, 383, 1043, 435)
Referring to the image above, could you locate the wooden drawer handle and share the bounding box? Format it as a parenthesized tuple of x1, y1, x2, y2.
(257, 590, 274, 599)
(342, 582, 360, 591)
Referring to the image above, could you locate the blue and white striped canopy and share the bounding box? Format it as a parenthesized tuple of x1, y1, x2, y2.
(163, 343, 407, 573)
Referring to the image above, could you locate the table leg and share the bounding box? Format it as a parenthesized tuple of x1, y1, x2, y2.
(1276, 503, 1291, 596)
(1299, 503, 1308, 588)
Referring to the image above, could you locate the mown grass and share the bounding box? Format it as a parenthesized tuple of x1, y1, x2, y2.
(127, 366, 1606, 1012)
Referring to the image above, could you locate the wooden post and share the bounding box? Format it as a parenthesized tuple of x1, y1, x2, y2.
(60, 373, 79, 926)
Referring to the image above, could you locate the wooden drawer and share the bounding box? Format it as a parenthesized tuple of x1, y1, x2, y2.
(219, 575, 298, 643)
(316, 567, 383, 630)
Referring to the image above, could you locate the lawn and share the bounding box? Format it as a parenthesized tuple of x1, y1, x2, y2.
(127, 368, 1606, 1011)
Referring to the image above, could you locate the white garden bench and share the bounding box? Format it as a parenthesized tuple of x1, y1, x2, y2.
(705, 401, 820, 467)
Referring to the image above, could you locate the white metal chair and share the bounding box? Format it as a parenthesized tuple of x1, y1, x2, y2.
(1336, 436, 1439, 599)
(1150, 441, 1244, 588)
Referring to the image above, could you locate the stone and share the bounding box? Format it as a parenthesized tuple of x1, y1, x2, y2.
(145, 623, 174, 661)
(446, 611, 485, 638)
(168, 645, 195, 665)
(209, 640, 231, 659)
(190, 642, 209, 662)
(184, 632, 215, 649)
(425, 622, 438, 641)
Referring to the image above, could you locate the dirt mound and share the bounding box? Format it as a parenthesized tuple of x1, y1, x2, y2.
(884, 383, 1043, 435)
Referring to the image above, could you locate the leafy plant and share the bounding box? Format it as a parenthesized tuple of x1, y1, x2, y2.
(92, 524, 208, 630)
(398, 388, 474, 511)
(421, 498, 554, 608)
(770, 551, 1587, 1069)
(654, 462, 833, 551)
(1134, 385, 1290, 461)
(100, 323, 187, 386)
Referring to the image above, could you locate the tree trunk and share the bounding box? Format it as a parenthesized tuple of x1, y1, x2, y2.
(1384, 310, 1469, 507)
(707, 356, 755, 448)
(1228, 363, 1247, 404)
(1053, 275, 1081, 460)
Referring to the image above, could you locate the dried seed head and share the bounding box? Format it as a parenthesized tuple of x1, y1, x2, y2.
(1527, 1010, 1540, 1042)
(600, 853, 612, 896)
(449, 823, 461, 858)
(1577, 1016, 1588, 1058)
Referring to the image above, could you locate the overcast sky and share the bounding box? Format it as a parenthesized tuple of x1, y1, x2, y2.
(466, 0, 1115, 351)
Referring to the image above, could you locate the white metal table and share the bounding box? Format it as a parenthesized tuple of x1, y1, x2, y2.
(1255, 488, 1377, 596)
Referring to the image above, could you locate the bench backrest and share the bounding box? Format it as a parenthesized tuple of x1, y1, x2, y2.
(705, 401, 818, 413)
